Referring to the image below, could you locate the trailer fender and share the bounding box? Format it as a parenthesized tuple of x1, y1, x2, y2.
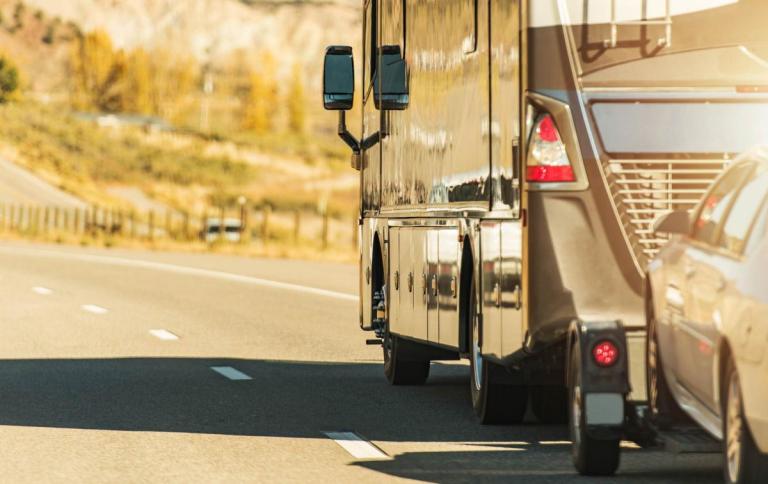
(567, 320, 630, 436)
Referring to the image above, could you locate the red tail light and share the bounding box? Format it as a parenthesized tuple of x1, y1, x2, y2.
(592, 340, 619, 367)
(527, 114, 575, 183)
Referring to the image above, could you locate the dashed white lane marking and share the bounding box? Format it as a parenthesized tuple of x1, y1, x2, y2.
(149, 329, 179, 341)
(324, 432, 390, 460)
(32, 287, 53, 295)
(2, 247, 357, 302)
(81, 304, 109, 315)
(210, 366, 252, 381)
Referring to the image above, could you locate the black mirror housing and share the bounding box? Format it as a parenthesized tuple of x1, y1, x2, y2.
(374, 45, 409, 111)
(323, 46, 355, 111)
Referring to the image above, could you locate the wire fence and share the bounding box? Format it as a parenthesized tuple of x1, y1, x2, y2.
(0, 204, 359, 250)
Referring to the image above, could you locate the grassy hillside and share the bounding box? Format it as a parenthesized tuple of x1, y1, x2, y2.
(0, 101, 357, 216)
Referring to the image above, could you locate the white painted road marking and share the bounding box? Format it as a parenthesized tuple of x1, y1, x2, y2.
(324, 432, 390, 460)
(210, 366, 252, 381)
(32, 286, 53, 295)
(2, 247, 357, 302)
(149, 329, 179, 341)
(81, 304, 109, 315)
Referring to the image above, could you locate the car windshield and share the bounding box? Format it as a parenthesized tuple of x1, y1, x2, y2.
(565, 0, 768, 87)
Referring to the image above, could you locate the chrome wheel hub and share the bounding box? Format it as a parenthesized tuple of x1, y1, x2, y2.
(472, 317, 482, 391)
(726, 373, 743, 483)
(571, 384, 582, 446)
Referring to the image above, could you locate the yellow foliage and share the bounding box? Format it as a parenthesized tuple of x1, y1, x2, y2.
(242, 51, 278, 134)
(124, 48, 152, 114)
(287, 63, 306, 134)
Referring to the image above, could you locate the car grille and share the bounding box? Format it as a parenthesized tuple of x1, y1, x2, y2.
(603, 157, 729, 268)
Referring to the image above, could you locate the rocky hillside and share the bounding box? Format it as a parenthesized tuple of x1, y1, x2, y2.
(9, 0, 360, 89)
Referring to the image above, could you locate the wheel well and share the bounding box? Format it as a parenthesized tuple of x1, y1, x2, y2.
(458, 236, 474, 354)
(718, 338, 733, 407)
(372, 233, 384, 295)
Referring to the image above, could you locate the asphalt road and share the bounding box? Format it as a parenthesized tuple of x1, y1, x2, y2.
(0, 158, 85, 208)
(0, 241, 724, 483)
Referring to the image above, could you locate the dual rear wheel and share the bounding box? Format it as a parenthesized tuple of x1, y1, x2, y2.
(382, 275, 567, 425)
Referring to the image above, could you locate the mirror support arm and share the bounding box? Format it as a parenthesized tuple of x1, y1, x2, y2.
(337, 111, 360, 153)
(337, 111, 388, 154)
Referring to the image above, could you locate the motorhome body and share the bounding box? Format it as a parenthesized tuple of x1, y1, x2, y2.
(326, 0, 768, 422)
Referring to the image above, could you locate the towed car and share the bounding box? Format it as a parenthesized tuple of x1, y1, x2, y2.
(647, 149, 768, 483)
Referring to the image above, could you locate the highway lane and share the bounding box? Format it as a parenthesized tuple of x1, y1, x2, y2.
(0, 241, 723, 483)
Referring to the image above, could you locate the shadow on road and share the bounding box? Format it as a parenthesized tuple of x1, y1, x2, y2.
(355, 447, 722, 483)
(0, 357, 550, 442)
(0, 357, 722, 483)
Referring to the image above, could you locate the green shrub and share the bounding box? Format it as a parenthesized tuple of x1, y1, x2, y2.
(0, 55, 19, 102)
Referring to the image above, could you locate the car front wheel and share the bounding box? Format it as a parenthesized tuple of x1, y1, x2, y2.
(723, 357, 768, 484)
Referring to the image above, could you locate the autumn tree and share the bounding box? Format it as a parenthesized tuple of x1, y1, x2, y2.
(69, 29, 122, 111)
(148, 48, 198, 122)
(0, 54, 19, 102)
(123, 48, 152, 114)
(242, 51, 277, 134)
(286, 62, 306, 134)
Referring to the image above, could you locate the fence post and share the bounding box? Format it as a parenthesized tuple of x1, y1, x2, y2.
(321, 210, 329, 250)
(261, 206, 271, 242)
(62, 208, 70, 234)
(165, 210, 172, 240)
(44, 207, 51, 234)
(182, 212, 190, 241)
(293, 210, 301, 244)
(148, 211, 155, 242)
(218, 206, 226, 241)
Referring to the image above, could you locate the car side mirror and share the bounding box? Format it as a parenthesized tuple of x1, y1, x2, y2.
(323, 46, 354, 111)
(653, 210, 691, 235)
(374, 45, 409, 111)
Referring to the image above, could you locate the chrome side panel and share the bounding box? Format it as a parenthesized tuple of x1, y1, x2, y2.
(412, 229, 429, 341)
(438, 230, 460, 347)
(360, 218, 375, 330)
(387, 223, 461, 349)
(480, 221, 503, 359)
(426, 230, 440, 342)
(362, 0, 381, 214)
(379, 0, 491, 211)
(490, 0, 522, 212)
(388, 227, 401, 334)
(501, 221, 525, 356)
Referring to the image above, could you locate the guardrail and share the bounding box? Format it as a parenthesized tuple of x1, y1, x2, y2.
(0, 204, 358, 251)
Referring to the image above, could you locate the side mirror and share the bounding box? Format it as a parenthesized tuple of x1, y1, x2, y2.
(323, 46, 354, 111)
(374, 45, 409, 111)
(653, 210, 691, 235)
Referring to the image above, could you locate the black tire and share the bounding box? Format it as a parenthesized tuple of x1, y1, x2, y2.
(531, 385, 568, 424)
(722, 357, 768, 484)
(569, 345, 621, 476)
(646, 297, 687, 429)
(469, 280, 527, 424)
(383, 329, 430, 386)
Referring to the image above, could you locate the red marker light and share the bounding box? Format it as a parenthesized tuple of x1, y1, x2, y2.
(537, 115, 560, 143)
(526, 114, 575, 183)
(592, 340, 619, 367)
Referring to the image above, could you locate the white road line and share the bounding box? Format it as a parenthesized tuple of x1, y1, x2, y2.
(1, 247, 357, 302)
(324, 432, 390, 460)
(149, 329, 179, 341)
(32, 286, 53, 295)
(81, 304, 109, 315)
(210, 366, 252, 381)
